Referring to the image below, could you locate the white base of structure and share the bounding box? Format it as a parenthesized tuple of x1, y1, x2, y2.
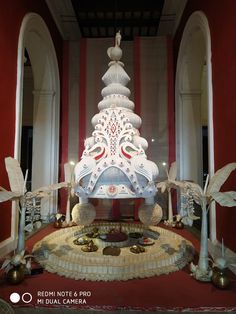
(33, 222, 194, 281)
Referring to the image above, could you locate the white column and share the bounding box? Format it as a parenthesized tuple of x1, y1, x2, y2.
(179, 91, 202, 186)
(32, 90, 56, 222)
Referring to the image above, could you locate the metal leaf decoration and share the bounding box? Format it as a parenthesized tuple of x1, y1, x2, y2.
(168, 161, 177, 181)
(185, 181, 204, 206)
(0, 190, 21, 202)
(207, 162, 236, 196)
(211, 191, 236, 207)
(168, 179, 185, 189)
(208, 240, 236, 269)
(156, 181, 167, 193)
(33, 182, 67, 195)
(64, 163, 74, 183)
(5, 157, 24, 194)
(1, 258, 11, 270)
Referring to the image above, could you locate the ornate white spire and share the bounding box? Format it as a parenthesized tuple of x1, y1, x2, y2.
(72, 32, 162, 226)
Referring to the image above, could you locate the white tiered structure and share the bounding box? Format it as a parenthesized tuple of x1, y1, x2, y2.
(72, 32, 163, 226)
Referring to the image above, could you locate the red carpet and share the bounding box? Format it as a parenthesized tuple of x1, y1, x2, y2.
(0, 223, 236, 312)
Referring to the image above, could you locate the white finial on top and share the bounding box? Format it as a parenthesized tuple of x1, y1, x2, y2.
(107, 31, 123, 61)
(115, 30, 121, 47)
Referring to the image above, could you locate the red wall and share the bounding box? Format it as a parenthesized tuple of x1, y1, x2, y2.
(0, 1, 63, 242)
(174, 0, 236, 251)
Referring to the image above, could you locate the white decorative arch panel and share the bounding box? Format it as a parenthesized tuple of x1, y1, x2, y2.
(0, 13, 61, 256)
(175, 11, 215, 241)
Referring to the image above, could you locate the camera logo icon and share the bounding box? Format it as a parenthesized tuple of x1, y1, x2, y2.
(10, 292, 32, 304)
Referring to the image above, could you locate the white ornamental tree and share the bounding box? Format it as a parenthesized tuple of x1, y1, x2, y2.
(157, 161, 200, 227)
(175, 163, 236, 281)
(0, 157, 66, 253)
(157, 161, 177, 225)
(63, 161, 76, 225)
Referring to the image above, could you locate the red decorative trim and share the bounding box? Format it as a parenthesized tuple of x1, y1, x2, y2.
(167, 36, 176, 165)
(79, 39, 87, 158)
(94, 147, 105, 160)
(134, 37, 141, 116)
(121, 146, 131, 159)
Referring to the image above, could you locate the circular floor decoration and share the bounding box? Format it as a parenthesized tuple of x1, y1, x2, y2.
(0, 298, 14, 314)
(33, 222, 194, 281)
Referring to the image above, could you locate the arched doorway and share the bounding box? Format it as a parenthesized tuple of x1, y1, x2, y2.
(14, 13, 60, 225)
(175, 11, 215, 240)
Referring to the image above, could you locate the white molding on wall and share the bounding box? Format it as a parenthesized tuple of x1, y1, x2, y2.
(15, 12, 60, 175)
(18, 12, 60, 215)
(173, 0, 188, 36)
(45, 0, 65, 39)
(180, 89, 201, 96)
(158, 0, 187, 36)
(175, 11, 216, 241)
(45, 0, 81, 40)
